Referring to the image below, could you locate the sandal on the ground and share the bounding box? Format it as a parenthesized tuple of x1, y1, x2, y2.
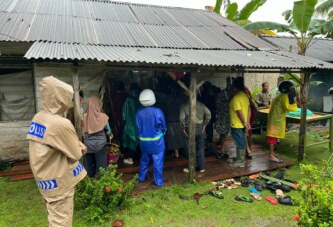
(209, 190, 224, 199)
(265, 196, 278, 205)
(278, 196, 293, 206)
(269, 158, 283, 163)
(254, 183, 265, 191)
(275, 189, 284, 199)
(249, 187, 261, 195)
(250, 193, 262, 201)
(235, 195, 254, 203)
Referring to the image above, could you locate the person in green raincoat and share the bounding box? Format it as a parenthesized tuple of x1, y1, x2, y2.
(266, 81, 298, 163)
(122, 83, 141, 165)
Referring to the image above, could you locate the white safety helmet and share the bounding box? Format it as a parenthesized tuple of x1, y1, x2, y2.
(139, 89, 156, 107)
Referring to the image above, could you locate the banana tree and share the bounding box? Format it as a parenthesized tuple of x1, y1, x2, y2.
(214, 0, 267, 26)
(244, 0, 333, 54)
(316, 0, 333, 15)
(245, 0, 326, 161)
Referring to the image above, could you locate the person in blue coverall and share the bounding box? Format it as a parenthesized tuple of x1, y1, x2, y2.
(136, 89, 166, 187)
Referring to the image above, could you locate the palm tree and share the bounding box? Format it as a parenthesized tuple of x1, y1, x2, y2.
(214, 0, 267, 26)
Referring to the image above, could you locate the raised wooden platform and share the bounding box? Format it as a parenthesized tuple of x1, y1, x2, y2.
(120, 141, 294, 195)
(0, 140, 294, 195)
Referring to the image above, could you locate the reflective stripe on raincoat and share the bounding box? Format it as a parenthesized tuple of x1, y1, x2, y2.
(267, 93, 298, 139)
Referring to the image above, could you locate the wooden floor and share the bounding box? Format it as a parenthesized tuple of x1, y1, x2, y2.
(0, 139, 294, 195)
(120, 139, 294, 195)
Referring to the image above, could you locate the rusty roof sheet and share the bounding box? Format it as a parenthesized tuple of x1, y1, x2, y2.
(24, 42, 333, 69)
(0, 0, 276, 50)
(261, 36, 333, 62)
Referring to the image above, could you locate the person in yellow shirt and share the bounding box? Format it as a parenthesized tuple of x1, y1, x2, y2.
(229, 77, 250, 167)
(267, 81, 298, 163)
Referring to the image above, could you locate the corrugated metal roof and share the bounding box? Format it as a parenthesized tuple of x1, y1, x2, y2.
(0, 0, 276, 50)
(262, 36, 333, 62)
(24, 42, 333, 69)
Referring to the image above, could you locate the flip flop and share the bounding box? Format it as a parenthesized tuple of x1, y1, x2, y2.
(269, 158, 283, 163)
(249, 187, 261, 195)
(250, 193, 262, 201)
(275, 189, 284, 199)
(235, 195, 254, 203)
(265, 196, 278, 205)
(209, 190, 224, 199)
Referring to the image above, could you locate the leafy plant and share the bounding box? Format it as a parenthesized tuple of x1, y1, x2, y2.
(214, 0, 268, 27)
(75, 165, 137, 223)
(244, 0, 333, 55)
(296, 164, 333, 226)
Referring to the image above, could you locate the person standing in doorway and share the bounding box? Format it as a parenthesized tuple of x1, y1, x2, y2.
(27, 76, 87, 227)
(83, 96, 113, 178)
(266, 81, 298, 163)
(255, 82, 271, 107)
(215, 77, 234, 159)
(122, 83, 141, 165)
(136, 89, 166, 187)
(112, 81, 128, 146)
(229, 77, 250, 168)
(180, 96, 211, 173)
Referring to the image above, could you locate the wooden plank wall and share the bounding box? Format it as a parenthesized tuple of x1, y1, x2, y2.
(0, 121, 30, 162)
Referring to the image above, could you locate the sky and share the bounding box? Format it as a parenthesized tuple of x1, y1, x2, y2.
(115, 0, 294, 24)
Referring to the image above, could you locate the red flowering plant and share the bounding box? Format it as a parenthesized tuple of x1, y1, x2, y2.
(75, 165, 137, 223)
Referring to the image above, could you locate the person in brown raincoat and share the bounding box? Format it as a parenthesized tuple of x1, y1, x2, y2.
(27, 76, 87, 227)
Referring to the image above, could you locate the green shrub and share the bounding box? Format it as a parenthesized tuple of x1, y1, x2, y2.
(75, 165, 137, 223)
(297, 164, 333, 227)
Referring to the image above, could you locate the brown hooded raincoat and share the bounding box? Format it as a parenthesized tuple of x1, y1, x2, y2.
(27, 76, 86, 203)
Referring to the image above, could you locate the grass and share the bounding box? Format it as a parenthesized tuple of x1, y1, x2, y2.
(0, 130, 331, 227)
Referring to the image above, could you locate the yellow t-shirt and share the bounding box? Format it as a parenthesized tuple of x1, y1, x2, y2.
(229, 91, 250, 128)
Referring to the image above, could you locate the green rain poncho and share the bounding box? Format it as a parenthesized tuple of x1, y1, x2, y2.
(122, 90, 141, 151)
(267, 93, 298, 139)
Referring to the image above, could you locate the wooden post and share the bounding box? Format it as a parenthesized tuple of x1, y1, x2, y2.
(72, 65, 83, 141)
(298, 71, 310, 161)
(188, 72, 197, 182)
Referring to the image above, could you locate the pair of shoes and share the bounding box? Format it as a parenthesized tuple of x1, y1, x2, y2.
(274, 169, 285, 180)
(240, 178, 253, 187)
(229, 161, 245, 168)
(123, 159, 134, 165)
(266, 196, 278, 205)
(254, 183, 265, 191)
(276, 189, 284, 199)
(217, 153, 229, 160)
(209, 190, 224, 199)
(235, 195, 253, 203)
(250, 193, 262, 201)
(278, 196, 293, 206)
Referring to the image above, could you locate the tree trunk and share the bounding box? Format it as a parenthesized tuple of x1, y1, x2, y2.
(298, 71, 310, 161)
(72, 66, 83, 141)
(188, 73, 197, 182)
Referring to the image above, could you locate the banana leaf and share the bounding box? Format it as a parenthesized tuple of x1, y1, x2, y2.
(293, 0, 318, 33)
(226, 2, 238, 20)
(244, 21, 295, 35)
(237, 0, 267, 20)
